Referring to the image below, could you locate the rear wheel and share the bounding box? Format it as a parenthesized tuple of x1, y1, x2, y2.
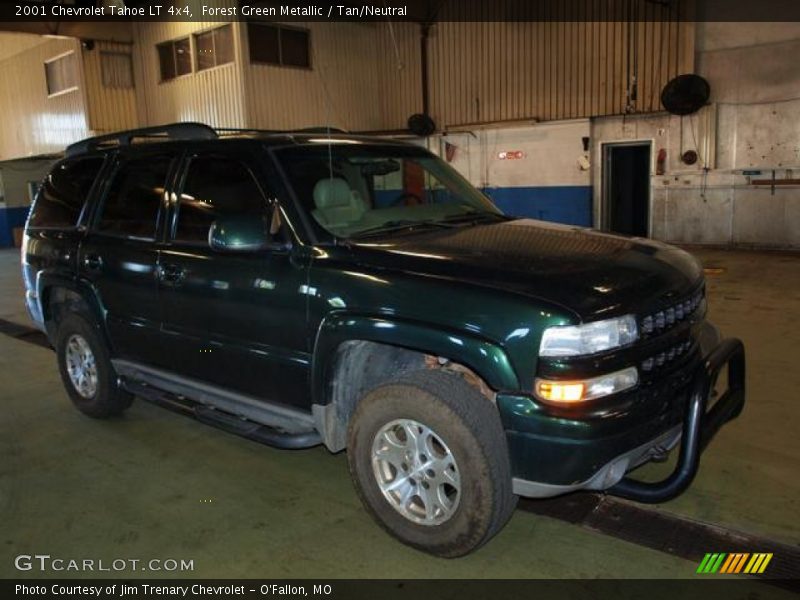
(55, 313, 132, 418)
(347, 370, 517, 557)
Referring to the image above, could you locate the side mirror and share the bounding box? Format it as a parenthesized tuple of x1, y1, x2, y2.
(208, 215, 271, 252)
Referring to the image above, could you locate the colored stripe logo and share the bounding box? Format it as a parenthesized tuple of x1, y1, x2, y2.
(697, 553, 773, 574)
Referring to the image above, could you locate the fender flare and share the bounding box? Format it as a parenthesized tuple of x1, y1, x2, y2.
(38, 272, 109, 342)
(311, 313, 521, 406)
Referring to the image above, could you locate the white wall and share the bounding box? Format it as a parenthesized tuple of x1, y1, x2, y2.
(430, 121, 593, 226)
(0, 37, 89, 160)
(589, 22, 800, 248)
(437, 122, 590, 190)
(0, 159, 52, 209)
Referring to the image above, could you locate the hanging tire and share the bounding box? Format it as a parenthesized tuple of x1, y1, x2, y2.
(55, 313, 133, 418)
(347, 369, 517, 557)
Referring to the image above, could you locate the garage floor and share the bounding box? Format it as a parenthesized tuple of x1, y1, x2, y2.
(0, 247, 798, 579)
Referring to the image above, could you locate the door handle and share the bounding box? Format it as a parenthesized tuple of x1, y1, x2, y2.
(158, 263, 186, 283)
(83, 254, 103, 272)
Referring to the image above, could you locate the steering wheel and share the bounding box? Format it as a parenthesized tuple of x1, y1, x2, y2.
(389, 192, 422, 207)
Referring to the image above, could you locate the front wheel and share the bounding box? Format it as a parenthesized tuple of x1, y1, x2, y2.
(347, 370, 517, 557)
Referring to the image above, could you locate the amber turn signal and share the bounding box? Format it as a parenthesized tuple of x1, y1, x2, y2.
(534, 367, 639, 403)
(535, 381, 585, 402)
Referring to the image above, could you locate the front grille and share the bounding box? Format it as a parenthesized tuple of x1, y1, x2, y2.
(641, 339, 694, 372)
(640, 287, 705, 337)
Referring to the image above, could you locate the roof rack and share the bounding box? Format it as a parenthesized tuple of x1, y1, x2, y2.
(215, 126, 349, 136)
(65, 123, 351, 157)
(65, 122, 218, 157)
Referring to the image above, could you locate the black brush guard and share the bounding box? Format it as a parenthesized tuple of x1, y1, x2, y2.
(608, 338, 746, 503)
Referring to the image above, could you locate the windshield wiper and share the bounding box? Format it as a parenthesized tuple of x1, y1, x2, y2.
(439, 211, 509, 224)
(350, 219, 458, 239)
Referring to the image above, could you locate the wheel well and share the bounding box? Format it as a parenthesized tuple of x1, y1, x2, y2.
(313, 340, 495, 452)
(43, 287, 94, 340)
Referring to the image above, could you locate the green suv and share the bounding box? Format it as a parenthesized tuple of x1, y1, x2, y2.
(22, 123, 745, 557)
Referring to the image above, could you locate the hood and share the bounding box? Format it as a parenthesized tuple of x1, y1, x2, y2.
(345, 219, 704, 321)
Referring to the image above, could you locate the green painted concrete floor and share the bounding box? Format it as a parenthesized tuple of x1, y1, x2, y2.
(0, 247, 797, 579)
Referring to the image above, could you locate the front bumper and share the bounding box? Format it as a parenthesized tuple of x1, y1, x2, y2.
(608, 337, 745, 502)
(502, 336, 746, 501)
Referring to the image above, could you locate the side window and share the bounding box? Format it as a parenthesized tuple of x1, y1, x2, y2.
(28, 157, 104, 228)
(174, 156, 267, 244)
(95, 156, 172, 239)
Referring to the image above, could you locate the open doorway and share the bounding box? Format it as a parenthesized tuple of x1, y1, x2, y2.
(602, 142, 651, 237)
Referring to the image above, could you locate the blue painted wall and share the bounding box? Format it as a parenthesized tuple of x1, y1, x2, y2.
(372, 186, 593, 227)
(0, 206, 30, 248)
(482, 186, 593, 227)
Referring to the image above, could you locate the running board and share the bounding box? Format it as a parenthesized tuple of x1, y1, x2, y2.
(113, 360, 321, 449)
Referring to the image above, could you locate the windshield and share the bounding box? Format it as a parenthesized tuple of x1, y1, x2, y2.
(275, 143, 503, 238)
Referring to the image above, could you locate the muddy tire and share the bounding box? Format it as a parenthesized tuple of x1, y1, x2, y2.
(55, 313, 132, 418)
(347, 370, 517, 557)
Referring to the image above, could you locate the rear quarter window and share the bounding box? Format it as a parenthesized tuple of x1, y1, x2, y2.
(28, 157, 105, 229)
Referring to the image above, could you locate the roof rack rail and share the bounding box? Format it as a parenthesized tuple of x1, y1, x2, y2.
(65, 122, 218, 157)
(215, 126, 349, 136)
(215, 128, 283, 136)
(295, 126, 348, 134)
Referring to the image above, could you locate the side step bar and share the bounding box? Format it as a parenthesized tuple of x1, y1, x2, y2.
(113, 360, 322, 450)
(194, 406, 321, 449)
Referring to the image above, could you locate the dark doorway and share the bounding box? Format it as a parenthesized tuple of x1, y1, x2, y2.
(603, 142, 651, 236)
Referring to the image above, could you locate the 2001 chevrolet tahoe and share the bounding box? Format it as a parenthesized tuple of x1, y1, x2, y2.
(21, 123, 745, 557)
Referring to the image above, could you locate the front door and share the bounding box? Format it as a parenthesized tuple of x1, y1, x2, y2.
(79, 151, 178, 367)
(158, 152, 311, 408)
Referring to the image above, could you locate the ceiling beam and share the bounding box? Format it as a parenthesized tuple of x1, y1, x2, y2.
(0, 21, 132, 43)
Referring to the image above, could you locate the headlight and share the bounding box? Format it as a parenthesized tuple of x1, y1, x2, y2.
(539, 315, 638, 357)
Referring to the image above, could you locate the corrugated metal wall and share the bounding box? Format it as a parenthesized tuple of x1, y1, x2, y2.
(244, 22, 379, 131)
(0, 38, 88, 159)
(131, 10, 695, 132)
(429, 2, 695, 128)
(373, 22, 423, 130)
(244, 22, 421, 132)
(131, 19, 421, 132)
(82, 40, 138, 134)
(0, 8, 698, 157)
(131, 14, 247, 128)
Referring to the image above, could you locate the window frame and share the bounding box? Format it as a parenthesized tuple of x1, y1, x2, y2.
(26, 156, 108, 231)
(247, 22, 312, 70)
(90, 152, 179, 242)
(193, 24, 235, 73)
(169, 151, 280, 249)
(156, 37, 193, 83)
(44, 50, 79, 98)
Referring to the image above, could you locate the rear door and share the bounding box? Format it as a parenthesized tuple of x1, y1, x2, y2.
(158, 151, 311, 408)
(79, 151, 179, 367)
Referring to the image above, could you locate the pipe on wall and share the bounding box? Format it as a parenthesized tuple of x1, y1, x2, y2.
(420, 22, 431, 117)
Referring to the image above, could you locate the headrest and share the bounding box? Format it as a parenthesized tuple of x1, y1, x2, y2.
(313, 178, 353, 209)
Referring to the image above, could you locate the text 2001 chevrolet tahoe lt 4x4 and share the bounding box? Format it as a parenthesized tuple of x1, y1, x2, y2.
(22, 123, 745, 557)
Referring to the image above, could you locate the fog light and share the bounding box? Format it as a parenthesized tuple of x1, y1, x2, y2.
(535, 366, 639, 403)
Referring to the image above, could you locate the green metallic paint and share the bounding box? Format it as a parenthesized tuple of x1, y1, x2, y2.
(305, 244, 574, 397)
(312, 313, 519, 403)
(23, 136, 721, 490)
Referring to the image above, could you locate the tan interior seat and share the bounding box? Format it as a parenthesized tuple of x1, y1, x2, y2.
(312, 178, 367, 229)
